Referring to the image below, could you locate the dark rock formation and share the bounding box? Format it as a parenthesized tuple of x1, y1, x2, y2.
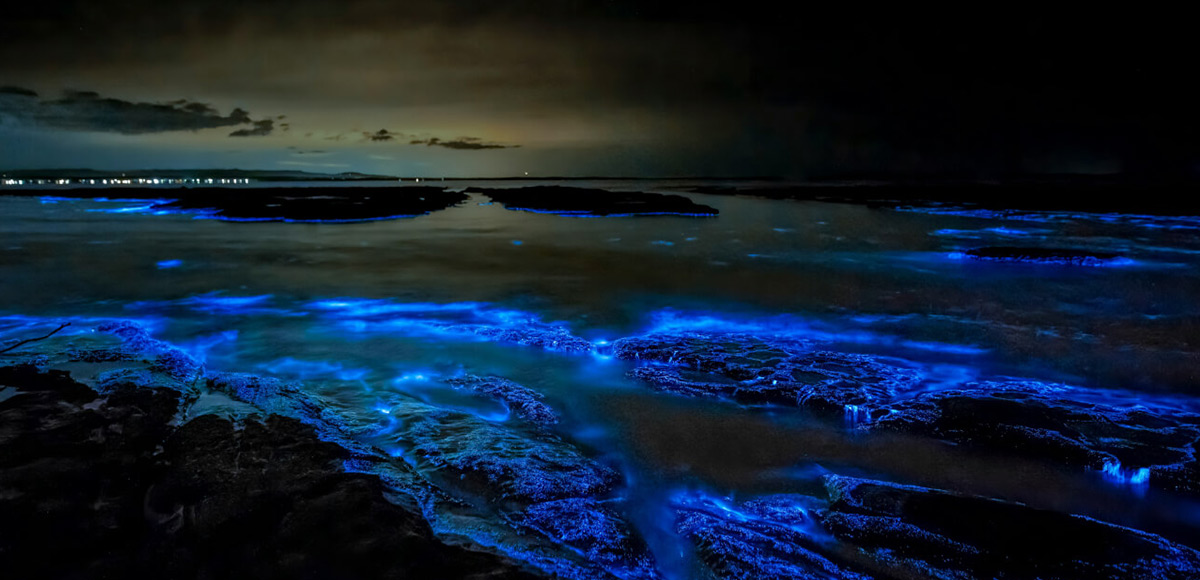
(0, 363, 537, 579)
(521, 498, 660, 580)
(959, 246, 1124, 266)
(384, 404, 619, 504)
(470, 324, 596, 353)
(614, 332, 921, 414)
(154, 186, 468, 222)
(673, 492, 873, 579)
(869, 381, 1200, 496)
(821, 475, 1200, 580)
(467, 186, 718, 217)
(446, 375, 559, 427)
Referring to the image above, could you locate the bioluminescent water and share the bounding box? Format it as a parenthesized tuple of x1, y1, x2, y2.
(4, 181, 1200, 578)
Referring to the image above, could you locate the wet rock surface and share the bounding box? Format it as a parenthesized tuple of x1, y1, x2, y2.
(468, 186, 719, 217)
(869, 382, 1200, 496)
(820, 475, 1200, 580)
(446, 374, 559, 427)
(673, 492, 873, 580)
(0, 363, 537, 579)
(960, 246, 1124, 265)
(383, 403, 619, 504)
(521, 498, 660, 580)
(614, 332, 921, 413)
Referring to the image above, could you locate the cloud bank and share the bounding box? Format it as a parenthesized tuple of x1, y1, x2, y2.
(0, 86, 273, 136)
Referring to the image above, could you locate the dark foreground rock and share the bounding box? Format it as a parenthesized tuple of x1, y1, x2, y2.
(869, 381, 1200, 497)
(0, 364, 539, 579)
(614, 332, 921, 415)
(959, 246, 1125, 266)
(154, 186, 468, 222)
(468, 186, 719, 217)
(821, 475, 1200, 580)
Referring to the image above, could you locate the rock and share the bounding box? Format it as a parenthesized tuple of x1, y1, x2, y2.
(67, 320, 203, 388)
(821, 475, 1200, 580)
(470, 324, 596, 353)
(521, 498, 660, 580)
(672, 491, 873, 580)
(467, 186, 718, 217)
(152, 186, 468, 222)
(383, 404, 619, 504)
(0, 364, 539, 579)
(959, 246, 1124, 266)
(614, 332, 921, 415)
(869, 381, 1200, 496)
(446, 375, 559, 427)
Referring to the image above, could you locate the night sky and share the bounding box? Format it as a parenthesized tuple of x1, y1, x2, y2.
(1, 3, 1193, 178)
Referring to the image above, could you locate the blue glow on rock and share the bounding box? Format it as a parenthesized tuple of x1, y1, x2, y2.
(155, 259, 183, 269)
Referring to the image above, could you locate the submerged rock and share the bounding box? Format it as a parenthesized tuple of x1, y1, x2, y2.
(959, 246, 1124, 266)
(614, 332, 921, 414)
(821, 475, 1200, 580)
(468, 186, 719, 217)
(153, 186, 468, 222)
(0, 364, 536, 579)
(869, 381, 1200, 496)
(446, 374, 559, 426)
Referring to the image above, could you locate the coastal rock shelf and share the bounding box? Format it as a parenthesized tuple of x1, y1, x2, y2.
(4, 186, 469, 222)
(0, 363, 537, 579)
(467, 186, 719, 217)
(613, 331, 923, 413)
(613, 329, 1200, 498)
(869, 382, 1200, 497)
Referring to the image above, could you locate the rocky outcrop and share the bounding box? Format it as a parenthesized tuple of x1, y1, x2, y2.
(673, 492, 874, 580)
(0, 364, 537, 579)
(869, 381, 1200, 496)
(821, 475, 1200, 580)
(446, 375, 559, 427)
(154, 186, 468, 222)
(468, 186, 718, 217)
(614, 332, 921, 415)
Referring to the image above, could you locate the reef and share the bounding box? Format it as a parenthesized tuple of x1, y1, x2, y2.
(613, 331, 921, 415)
(958, 246, 1124, 266)
(467, 186, 719, 217)
(152, 186, 468, 222)
(820, 475, 1200, 579)
(868, 381, 1200, 497)
(0, 363, 537, 579)
(7, 186, 468, 222)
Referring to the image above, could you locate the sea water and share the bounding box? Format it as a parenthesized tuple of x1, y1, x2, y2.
(3, 180, 1200, 576)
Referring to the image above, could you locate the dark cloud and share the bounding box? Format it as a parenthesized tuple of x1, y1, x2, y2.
(229, 119, 274, 137)
(409, 136, 509, 150)
(0, 86, 37, 97)
(0, 88, 266, 135)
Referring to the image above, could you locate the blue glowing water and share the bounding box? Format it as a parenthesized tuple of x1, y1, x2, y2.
(3, 181, 1200, 577)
